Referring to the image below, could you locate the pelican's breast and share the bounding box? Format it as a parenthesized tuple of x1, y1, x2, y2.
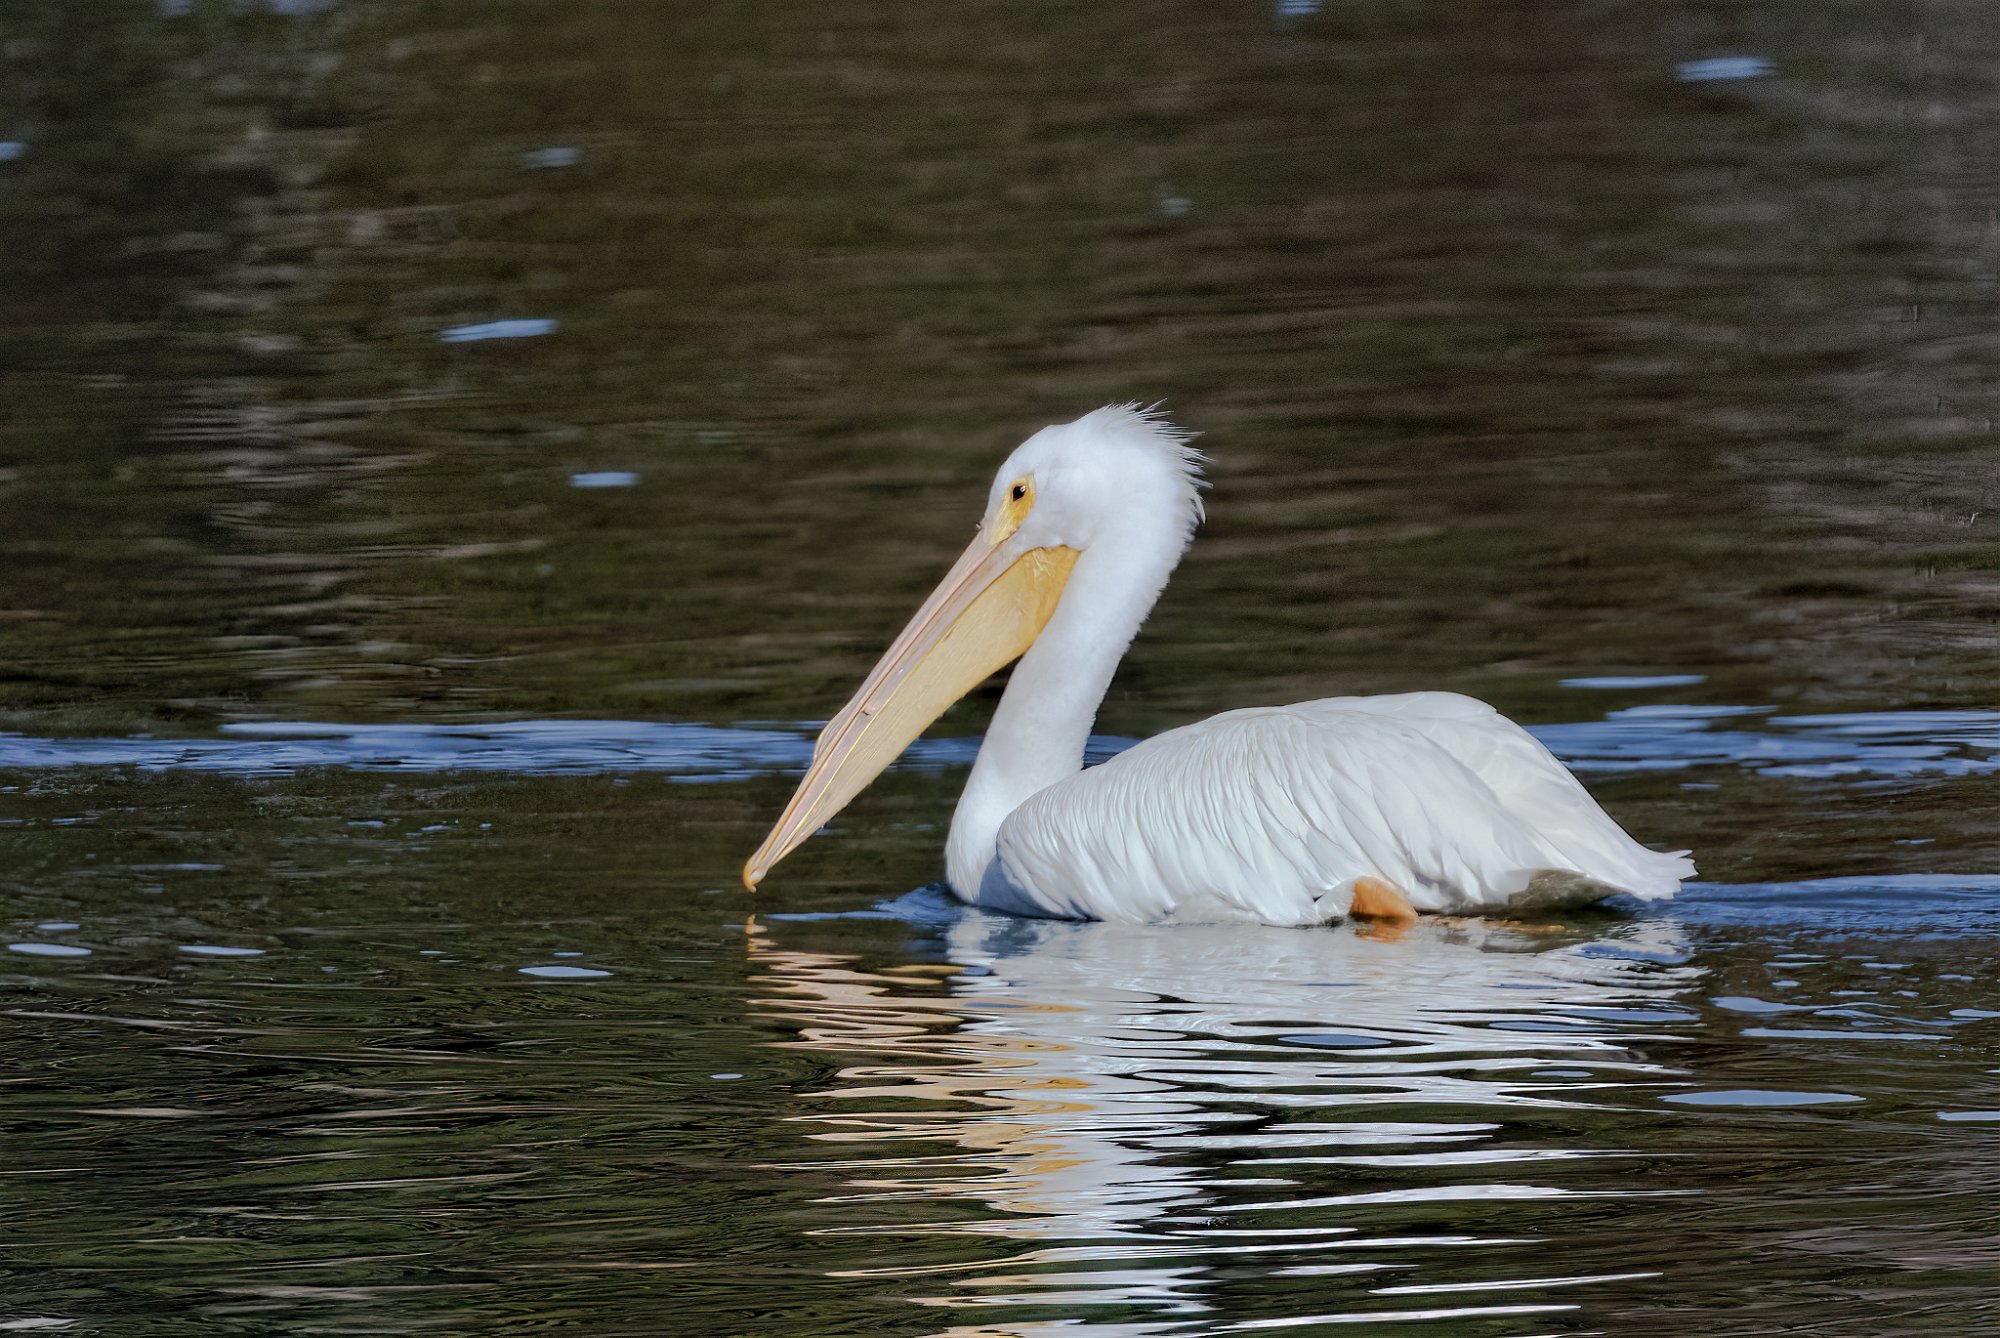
(986, 692, 1693, 924)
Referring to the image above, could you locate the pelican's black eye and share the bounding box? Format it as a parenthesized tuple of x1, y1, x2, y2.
(1010, 483, 1028, 502)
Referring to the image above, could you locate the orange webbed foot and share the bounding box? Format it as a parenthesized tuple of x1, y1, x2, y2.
(1349, 875, 1419, 941)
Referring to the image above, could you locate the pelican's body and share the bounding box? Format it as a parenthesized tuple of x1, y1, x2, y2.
(974, 694, 1687, 923)
(747, 406, 1692, 924)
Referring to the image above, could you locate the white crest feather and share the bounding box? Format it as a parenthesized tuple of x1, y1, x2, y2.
(1075, 402, 1208, 533)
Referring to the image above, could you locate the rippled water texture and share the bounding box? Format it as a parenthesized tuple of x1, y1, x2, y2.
(2, 0, 1997, 1333)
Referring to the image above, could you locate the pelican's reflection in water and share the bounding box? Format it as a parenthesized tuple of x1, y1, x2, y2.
(751, 899, 1697, 1334)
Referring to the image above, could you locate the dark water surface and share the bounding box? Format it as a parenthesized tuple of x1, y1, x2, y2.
(2, 1, 1997, 1333)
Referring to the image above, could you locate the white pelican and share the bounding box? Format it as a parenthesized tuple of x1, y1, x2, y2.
(745, 405, 1693, 924)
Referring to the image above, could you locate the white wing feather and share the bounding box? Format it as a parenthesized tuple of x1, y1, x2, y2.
(988, 692, 1694, 924)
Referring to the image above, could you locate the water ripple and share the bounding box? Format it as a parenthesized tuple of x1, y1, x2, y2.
(0, 705, 1994, 781)
(750, 912, 1701, 1326)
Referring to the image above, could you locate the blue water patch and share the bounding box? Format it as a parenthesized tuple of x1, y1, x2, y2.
(1281, 1032, 1394, 1050)
(1663, 1089, 1860, 1107)
(785, 885, 969, 928)
(1711, 996, 1810, 1014)
(761, 908, 904, 922)
(1739, 1028, 1940, 1043)
(1562, 675, 1707, 690)
(0, 142, 25, 162)
(8, 942, 90, 957)
(520, 146, 582, 169)
(1, 707, 1994, 784)
(0, 720, 1074, 780)
(520, 964, 613, 979)
(1538, 706, 2000, 778)
(1677, 57, 1774, 83)
(570, 471, 639, 489)
(439, 318, 557, 343)
(1669, 876, 2000, 936)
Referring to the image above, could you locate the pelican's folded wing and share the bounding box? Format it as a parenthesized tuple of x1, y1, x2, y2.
(991, 692, 1693, 924)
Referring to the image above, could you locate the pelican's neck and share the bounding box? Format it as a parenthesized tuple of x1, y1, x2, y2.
(945, 531, 1183, 897)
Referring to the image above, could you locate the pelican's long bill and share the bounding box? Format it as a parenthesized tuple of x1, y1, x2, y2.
(743, 534, 1080, 889)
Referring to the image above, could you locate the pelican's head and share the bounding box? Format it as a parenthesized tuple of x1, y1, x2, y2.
(744, 405, 1202, 889)
(974, 403, 1206, 557)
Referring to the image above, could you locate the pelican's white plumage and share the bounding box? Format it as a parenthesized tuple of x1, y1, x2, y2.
(747, 405, 1693, 924)
(989, 694, 1690, 923)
